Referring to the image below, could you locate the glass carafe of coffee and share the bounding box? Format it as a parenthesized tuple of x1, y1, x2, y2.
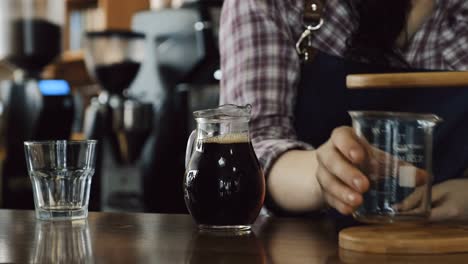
(184, 104, 265, 233)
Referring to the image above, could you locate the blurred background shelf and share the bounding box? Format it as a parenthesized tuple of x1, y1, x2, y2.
(65, 0, 149, 32)
(42, 51, 91, 86)
(67, 0, 97, 10)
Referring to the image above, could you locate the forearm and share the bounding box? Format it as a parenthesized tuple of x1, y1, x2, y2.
(409, 0, 435, 33)
(397, 0, 435, 47)
(267, 150, 325, 213)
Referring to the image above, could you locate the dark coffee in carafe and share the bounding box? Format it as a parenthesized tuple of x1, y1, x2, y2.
(184, 134, 265, 226)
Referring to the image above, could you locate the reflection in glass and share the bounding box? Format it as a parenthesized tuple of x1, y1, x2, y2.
(32, 220, 93, 263)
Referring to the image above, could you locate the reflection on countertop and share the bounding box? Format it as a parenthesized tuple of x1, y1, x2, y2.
(257, 216, 337, 264)
(0, 210, 467, 263)
(32, 220, 93, 264)
(186, 231, 266, 264)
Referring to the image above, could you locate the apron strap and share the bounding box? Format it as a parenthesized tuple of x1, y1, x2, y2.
(296, 0, 326, 62)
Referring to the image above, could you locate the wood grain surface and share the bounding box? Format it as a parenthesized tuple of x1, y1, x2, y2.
(346, 71, 468, 89)
(0, 210, 468, 263)
(339, 224, 468, 254)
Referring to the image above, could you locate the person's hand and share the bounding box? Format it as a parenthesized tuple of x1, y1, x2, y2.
(316, 126, 431, 215)
(398, 179, 468, 221)
(429, 179, 468, 221)
(315, 126, 370, 215)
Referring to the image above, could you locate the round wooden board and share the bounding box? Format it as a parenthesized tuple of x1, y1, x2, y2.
(346, 71, 468, 89)
(339, 224, 468, 254)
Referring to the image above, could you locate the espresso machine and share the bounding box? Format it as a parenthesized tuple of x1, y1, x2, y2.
(131, 0, 222, 213)
(0, 0, 74, 209)
(83, 31, 153, 211)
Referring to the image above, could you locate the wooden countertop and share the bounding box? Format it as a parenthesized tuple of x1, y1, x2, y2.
(0, 209, 467, 263)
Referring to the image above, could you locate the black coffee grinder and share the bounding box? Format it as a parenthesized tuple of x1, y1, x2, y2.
(0, 0, 74, 209)
(131, 0, 222, 213)
(83, 31, 153, 211)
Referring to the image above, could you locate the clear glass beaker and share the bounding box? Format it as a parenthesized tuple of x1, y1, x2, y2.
(184, 104, 265, 233)
(349, 111, 442, 223)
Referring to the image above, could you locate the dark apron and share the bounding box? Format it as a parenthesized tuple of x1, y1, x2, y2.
(294, 51, 468, 223)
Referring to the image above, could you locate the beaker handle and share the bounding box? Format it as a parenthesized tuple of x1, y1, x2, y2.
(185, 130, 197, 169)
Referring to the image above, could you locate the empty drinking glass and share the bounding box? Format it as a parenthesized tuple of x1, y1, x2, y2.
(24, 140, 97, 220)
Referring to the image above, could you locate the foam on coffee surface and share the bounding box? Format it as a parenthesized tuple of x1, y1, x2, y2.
(202, 133, 249, 144)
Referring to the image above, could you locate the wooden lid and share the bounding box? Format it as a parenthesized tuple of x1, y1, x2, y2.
(339, 224, 468, 254)
(347, 71, 468, 89)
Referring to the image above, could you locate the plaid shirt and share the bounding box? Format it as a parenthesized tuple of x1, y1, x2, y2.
(219, 0, 468, 175)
